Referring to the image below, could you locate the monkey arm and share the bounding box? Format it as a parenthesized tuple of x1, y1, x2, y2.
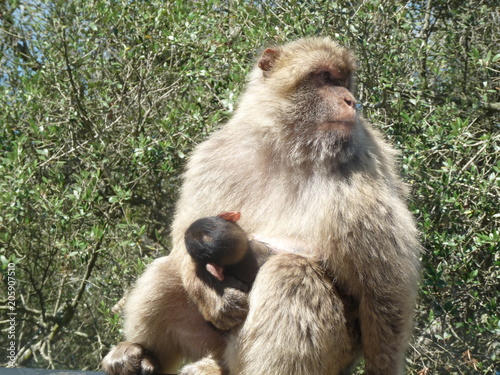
(185, 240, 284, 330)
(182, 232, 278, 330)
(358, 260, 419, 375)
(182, 257, 250, 331)
(103, 256, 227, 375)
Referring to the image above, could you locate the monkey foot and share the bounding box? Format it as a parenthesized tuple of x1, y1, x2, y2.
(101, 341, 160, 375)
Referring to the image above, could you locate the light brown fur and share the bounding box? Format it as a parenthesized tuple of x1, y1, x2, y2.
(102, 37, 420, 375)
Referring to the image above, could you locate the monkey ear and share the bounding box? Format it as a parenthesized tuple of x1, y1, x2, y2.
(258, 48, 280, 73)
(206, 263, 225, 281)
(219, 211, 241, 222)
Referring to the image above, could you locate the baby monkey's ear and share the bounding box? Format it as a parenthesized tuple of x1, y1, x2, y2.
(218, 211, 241, 222)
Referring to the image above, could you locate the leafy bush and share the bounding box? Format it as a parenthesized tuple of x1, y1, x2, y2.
(1, 0, 498, 373)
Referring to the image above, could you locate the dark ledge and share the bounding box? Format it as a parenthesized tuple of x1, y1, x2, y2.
(1, 369, 175, 375)
(0, 370, 104, 375)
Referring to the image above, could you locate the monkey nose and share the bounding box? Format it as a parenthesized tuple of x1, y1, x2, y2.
(344, 97, 357, 109)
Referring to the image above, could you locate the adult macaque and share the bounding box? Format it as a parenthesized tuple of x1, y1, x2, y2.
(185, 211, 275, 286)
(102, 37, 420, 375)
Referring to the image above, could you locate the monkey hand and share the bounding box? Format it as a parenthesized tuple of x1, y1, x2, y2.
(101, 342, 160, 375)
(221, 274, 250, 293)
(184, 265, 249, 330)
(202, 277, 250, 331)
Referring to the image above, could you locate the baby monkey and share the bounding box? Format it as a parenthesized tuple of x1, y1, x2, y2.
(185, 211, 274, 287)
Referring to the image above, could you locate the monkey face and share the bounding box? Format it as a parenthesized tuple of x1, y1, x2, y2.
(255, 37, 360, 165)
(289, 70, 357, 134)
(279, 75, 359, 166)
(312, 68, 357, 130)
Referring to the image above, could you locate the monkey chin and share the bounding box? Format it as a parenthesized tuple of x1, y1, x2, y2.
(317, 120, 355, 132)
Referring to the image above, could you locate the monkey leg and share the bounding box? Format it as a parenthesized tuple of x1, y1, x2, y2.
(178, 355, 227, 375)
(103, 256, 227, 375)
(225, 253, 360, 375)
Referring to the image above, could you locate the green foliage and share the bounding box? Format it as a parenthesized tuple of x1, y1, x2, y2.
(1, 0, 498, 373)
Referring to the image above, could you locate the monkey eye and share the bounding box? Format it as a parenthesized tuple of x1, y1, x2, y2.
(317, 70, 346, 87)
(318, 70, 332, 82)
(318, 70, 328, 78)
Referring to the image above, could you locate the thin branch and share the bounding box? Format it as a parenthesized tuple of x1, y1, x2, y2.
(16, 226, 107, 366)
(61, 27, 93, 134)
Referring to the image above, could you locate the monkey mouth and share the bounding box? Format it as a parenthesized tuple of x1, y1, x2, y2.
(317, 121, 355, 132)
